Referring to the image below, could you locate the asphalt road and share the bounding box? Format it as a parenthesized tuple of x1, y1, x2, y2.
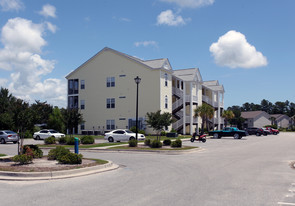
(1, 133, 295, 206)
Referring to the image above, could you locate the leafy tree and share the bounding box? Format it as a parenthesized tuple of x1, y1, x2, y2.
(222, 110, 235, 127)
(62, 108, 84, 136)
(47, 107, 65, 133)
(30, 100, 53, 125)
(146, 110, 173, 140)
(194, 103, 214, 133)
(227, 105, 244, 129)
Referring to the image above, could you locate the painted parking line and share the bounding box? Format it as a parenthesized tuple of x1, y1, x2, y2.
(278, 202, 295, 205)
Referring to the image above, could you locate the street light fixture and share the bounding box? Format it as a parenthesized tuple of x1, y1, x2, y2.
(134, 76, 141, 140)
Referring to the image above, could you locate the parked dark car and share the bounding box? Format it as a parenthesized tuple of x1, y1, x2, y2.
(0, 130, 19, 144)
(245, 127, 268, 136)
(209, 127, 248, 139)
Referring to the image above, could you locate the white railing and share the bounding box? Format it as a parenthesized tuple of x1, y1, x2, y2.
(172, 98, 183, 110)
(172, 87, 183, 98)
(172, 118, 183, 129)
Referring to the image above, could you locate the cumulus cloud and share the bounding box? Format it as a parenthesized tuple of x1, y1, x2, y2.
(134, 41, 158, 48)
(160, 0, 214, 8)
(157, 10, 188, 26)
(0, 17, 66, 107)
(0, 0, 24, 11)
(209, 30, 268, 69)
(39, 4, 56, 18)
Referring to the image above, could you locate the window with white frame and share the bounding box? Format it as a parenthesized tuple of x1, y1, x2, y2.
(106, 98, 115, 108)
(164, 73, 168, 87)
(80, 100, 85, 110)
(165, 95, 168, 109)
(80, 123, 85, 130)
(106, 77, 115, 87)
(106, 120, 115, 130)
(81, 80, 85, 89)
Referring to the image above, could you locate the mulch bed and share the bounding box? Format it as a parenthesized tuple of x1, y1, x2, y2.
(0, 157, 98, 172)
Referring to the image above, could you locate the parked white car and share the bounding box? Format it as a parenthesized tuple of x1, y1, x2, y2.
(33, 129, 65, 140)
(104, 129, 145, 142)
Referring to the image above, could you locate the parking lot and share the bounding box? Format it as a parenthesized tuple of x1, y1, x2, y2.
(1, 132, 295, 206)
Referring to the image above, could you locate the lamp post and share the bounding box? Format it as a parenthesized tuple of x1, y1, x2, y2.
(134, 76, 141, 140)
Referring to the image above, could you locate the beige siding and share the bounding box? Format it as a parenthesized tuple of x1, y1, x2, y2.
(68, 49, 162, 133)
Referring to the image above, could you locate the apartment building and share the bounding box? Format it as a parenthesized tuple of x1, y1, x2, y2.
(66, 47, 224, 135)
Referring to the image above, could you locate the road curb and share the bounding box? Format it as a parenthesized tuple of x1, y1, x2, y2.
(0, 161, 119, 181)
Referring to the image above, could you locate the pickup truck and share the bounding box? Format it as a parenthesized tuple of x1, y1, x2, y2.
(209, 127, 248, 139)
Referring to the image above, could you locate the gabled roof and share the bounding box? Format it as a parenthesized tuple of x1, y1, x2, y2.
(66, 47, 172, 78)
(202, 80, 224, 92)
(173, 68, 202, 82)
(241, 111, 270, 119)
(270, 114, 290, 121)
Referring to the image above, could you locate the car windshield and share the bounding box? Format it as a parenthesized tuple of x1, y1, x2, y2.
(125, 130, 133, 133)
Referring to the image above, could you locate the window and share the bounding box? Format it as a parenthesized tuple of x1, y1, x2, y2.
(106, 98, 115, 108)
(80, 123, 85, 130)
(164, 73, 168, 87)
(165, 95, 168, 109)
(106, 77, 115, 87)
(68, 96, 78, 109)
(80, 100, 85, 110)
(106, 120, 115, 130)
(68, 79, 79, 94)
(81, 80, 85, 89)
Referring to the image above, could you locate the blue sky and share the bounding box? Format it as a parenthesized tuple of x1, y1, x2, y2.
(0, 0, 294, 108)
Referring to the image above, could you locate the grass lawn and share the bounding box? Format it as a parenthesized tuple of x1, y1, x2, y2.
(38, 142, 127, 149)
(0, 154, 7, 157)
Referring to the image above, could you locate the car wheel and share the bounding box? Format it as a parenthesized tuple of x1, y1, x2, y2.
(129, 137, 135, 141)
(108, 137, 114, 142)
(256, 132, 261, 136)
(35, 135, 40, 140)
(234, 133, 240, 139)
(263, 132, 268, 136)
(13, 141, 17, 144)
(273, 132, 277, 135)
(1, 138, 6, 144)
(213, 133, 219, 139)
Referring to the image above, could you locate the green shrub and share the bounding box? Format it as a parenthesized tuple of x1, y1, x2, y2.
(161, 131, 166, 136)
(22, 145, 43, 158)
(58, 153, 83, 164)
(80, 135, 95, 144)
(44, 136, 56, 144)
(48, 146, 70, 160)
(163, 139, 171, 146)
(58, 136, 67, 144)
(144, 139, 151, 146)
(170, 128, 177, 133)
(66, 136, 80, 145)
(150, 140, 162, 148)
(12, 154, 33, 164)
(128, 139, 138, 147)
(171, 139, 182, 148)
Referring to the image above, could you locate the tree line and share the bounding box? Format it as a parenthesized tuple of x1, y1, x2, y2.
(0, 87, 83, 137)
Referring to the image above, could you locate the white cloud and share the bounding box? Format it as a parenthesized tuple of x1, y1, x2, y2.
(46, 22, 57, 33)
(39, 4, 56, 18)
(157, 10, 188, 26)
(160, 0, 214, 8)
(0, 17, 66, 107)
(209, 30, 268, 69)
(134, 41, 158, 48)
(0, 0, 24, 11)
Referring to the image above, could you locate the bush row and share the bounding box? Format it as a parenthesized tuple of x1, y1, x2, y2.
(143, 138, 182, 148)
(12, 145, 43, 164)
(48, 146, 83, 164)
(44, 135, 95, 145)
